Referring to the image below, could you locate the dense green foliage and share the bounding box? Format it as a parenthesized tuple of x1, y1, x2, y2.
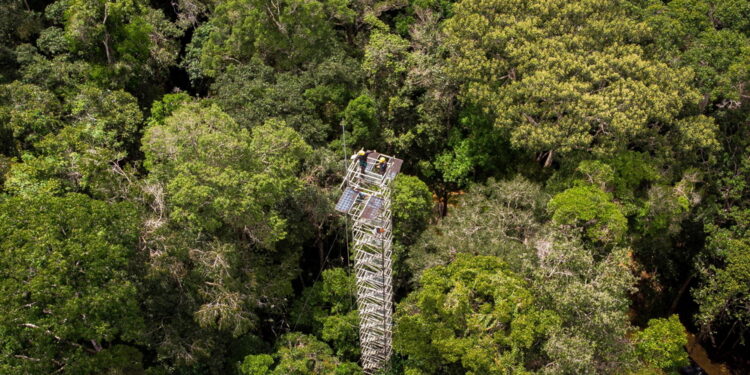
(1, 0, 750, 373)
(634, 315, 689, 373)
(0, 194, 143, 374)
(395, 255, 559, 375)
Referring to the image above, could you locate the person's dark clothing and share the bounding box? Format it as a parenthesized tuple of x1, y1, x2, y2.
(358, 151, 373, 173)
(376, 161, 387, 175)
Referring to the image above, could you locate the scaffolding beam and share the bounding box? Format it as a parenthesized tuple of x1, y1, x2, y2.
(336, 152, 401, 374)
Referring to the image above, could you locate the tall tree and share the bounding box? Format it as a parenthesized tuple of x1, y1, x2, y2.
(142, 101, 310, 244)
(57, 0, 182, 89)
(184, 0, 354, 78)
(3, 84, 142, 199)
(642, 0, 750, 110)
(138, 101, 315, 372)
(240, 333, 362, 375)
(0, 193, 144, 374)
(394, 254, 559, 375)
(444, 0, 719, 165)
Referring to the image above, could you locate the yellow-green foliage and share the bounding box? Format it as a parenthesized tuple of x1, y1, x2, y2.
(240, 333, 362, 375)
(634, 315, 689, 372)
(444, 0, 719, 156)
(548, 185, 627, 243)
(394, 255, 559, 375)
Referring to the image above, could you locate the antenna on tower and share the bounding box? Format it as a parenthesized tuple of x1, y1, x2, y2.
(335, 150, 402, 374)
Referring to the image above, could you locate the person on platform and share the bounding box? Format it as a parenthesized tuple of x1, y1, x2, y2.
(375, 156, 388, 175)
(350, 149, 375, 174)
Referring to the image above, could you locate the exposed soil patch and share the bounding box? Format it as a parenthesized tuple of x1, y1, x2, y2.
(687, 332, 732, 375)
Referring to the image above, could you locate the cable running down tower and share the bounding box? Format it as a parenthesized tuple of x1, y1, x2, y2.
(335, 151, 403, 374)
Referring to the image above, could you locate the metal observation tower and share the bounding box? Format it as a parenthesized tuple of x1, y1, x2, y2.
(335, 151, 402, 374)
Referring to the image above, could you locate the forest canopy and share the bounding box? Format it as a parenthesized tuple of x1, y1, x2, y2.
(1, 0, 749, 374)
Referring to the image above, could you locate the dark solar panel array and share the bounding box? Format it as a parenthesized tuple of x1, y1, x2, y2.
(335, 187, 358, 213)
(385, 158, 403, 180)
(361, 196, 385, 220)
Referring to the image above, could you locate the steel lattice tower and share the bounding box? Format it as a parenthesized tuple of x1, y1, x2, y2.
(335, 152, 402, 374)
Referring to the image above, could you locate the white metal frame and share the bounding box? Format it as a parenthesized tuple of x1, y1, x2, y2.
(340, 154, 397, 374)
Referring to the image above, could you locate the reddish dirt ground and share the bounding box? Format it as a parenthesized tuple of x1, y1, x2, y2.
(687, 332, 732, 375)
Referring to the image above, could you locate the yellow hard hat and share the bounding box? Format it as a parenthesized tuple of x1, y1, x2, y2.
(358, 150, 365, 156)
(379, 157, 386, 163)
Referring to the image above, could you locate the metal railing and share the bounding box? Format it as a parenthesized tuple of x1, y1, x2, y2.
(337, 154, 398, 374)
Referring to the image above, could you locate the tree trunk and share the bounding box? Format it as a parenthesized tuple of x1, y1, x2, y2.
(440, 189, 449, 217)
(318, 238, 325, 271)
(102, 4, 113, 64)
(103, 34, 113, 64)
(669, 273, 694, 314)
(543, 150, 554, 168)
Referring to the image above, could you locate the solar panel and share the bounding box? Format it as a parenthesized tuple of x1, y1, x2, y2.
(385, 158, 403, 180)
(335, 187, 358, 213)
(361, 196, 384, 220)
